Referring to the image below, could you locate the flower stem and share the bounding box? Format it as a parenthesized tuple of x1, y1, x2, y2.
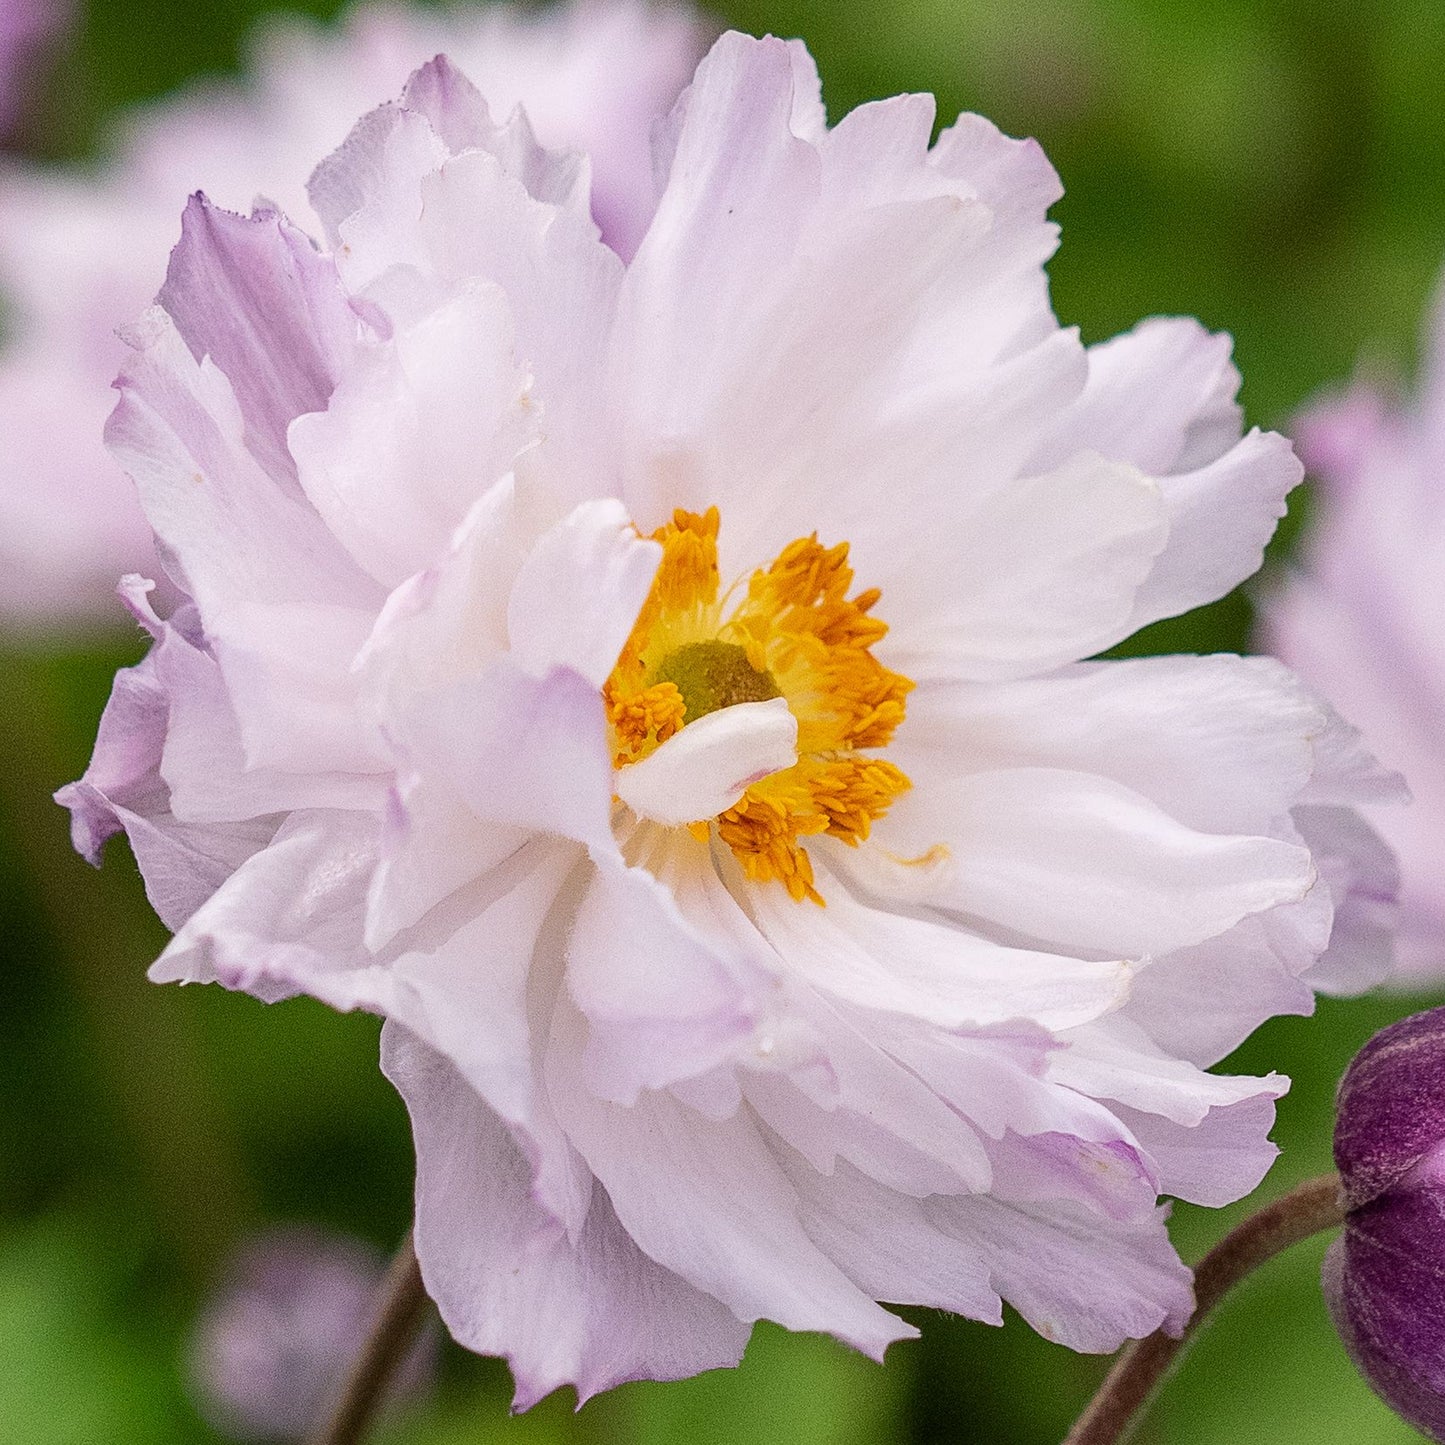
(307, 1230, 430, 1445)
(1062, 1172, 1344, 1445)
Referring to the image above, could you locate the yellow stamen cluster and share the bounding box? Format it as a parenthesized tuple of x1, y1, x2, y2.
(608, 682, 686, 759)
(606, 508, 723, 764)
(604, 508, 914, 903)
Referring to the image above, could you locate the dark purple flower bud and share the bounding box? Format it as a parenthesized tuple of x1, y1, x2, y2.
(189, 1226, 436, 1442)
(1327, 1006, 1445, 1441)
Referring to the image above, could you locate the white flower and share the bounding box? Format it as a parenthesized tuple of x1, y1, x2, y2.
(63, 33, 1399, 1404)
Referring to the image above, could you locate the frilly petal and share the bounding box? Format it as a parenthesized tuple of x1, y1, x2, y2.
(1115, 1092, 1282, 1209)
(383, 1023, 750, 1408)
(565, 856, 765, 1104)
(924, 1193, 1193, 1353)
(1033, 316, 1302, 631)
(158, 195, 364, 486)
(750, 854, 1130, 1033)
(546, 995, 914, 1360)
(288, 281, 536, 588)
(897, 654, 1374, 836)
(871, 765, 1313, 958)
(107, 309, 385, 778)
(149, 808, 378, 1005)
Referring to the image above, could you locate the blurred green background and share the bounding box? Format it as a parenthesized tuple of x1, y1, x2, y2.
(4, 0, 1444, 1441)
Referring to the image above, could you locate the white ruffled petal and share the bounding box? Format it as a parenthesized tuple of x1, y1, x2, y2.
(872, 766, 1315, 957)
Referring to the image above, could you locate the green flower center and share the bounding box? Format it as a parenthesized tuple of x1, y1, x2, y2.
(653, 640, 781, 722)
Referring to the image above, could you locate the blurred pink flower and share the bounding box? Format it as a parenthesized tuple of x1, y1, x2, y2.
(0, 0, 68, 137)
(1260, 292, 1445, 980)
(62, 32, 1398, 1403)
(0, 0, 706, 629)
(191, 1227, 436, 1441)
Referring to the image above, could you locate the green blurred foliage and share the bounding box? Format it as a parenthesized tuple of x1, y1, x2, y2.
(4, 0, 1445, 1441)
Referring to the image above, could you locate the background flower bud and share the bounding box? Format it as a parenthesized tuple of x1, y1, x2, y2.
(0, 0, 69, 138)
(1327, 1007, 1445, 1441)
(188, 1226, 436, 1442)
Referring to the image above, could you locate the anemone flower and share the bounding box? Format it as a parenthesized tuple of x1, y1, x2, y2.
(63, 32, 1399, 1404)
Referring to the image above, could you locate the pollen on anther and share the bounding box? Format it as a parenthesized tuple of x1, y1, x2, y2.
(603, 509, 914, 904)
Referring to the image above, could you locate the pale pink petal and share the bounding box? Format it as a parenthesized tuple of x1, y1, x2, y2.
(414, 146, 622, 508)
(896, 654, 1368, 836)
(383, 1024, 749, 1409)
(749, 854, 1131, 1033)
(872, 767, 1314, 957)
(107, 313, 385, 777)
(149, 809, 379, 1005)
(622, 159, 995, 552)
(984, 1128, 1159, 1225)
(1124, 905, 1326, 1068)
(1032, 318, 1242, 477)
(1129, 427, 1301, 630)
(404, 57, 592, 217)
(363, 771, 524, 953)
(616, 32, 820, 487)
(744, 993, 993, 1197)
(153, 616, 383, 824)
(879, 453, 1168, 683)
(775, 1154, 1003, 1321)
(289, 282, 536, 588)
(55, 604, 275, 929)
(1032, 316, 1303, 630)
(506, 499, 661, 688)
(924, 1194, 1193, 1352)
(565, 858, 763, 1104)
(306, 102, 450, 295)
(380, 1, 706, 258)
(883, 1024, 1150, 1148)
(615, 698, 796, 826)
(1050, 1021, 1285, 1128)
(1116, 1093, 1283, 1208)
(356, 478, 527, 708)
(547, 997, 915, 1359)
(383, 840, 591, 1232)
(396, 658, 614, 852)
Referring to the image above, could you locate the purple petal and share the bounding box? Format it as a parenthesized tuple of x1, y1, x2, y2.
(1326, 1226, 1445, 1442)
(160, 195, 363, 485)
(1335, 1007, 1445, 1210)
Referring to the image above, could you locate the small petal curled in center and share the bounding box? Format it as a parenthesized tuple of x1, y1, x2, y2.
(614, 696, 798, 826)
(604, 508, 914, 901)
